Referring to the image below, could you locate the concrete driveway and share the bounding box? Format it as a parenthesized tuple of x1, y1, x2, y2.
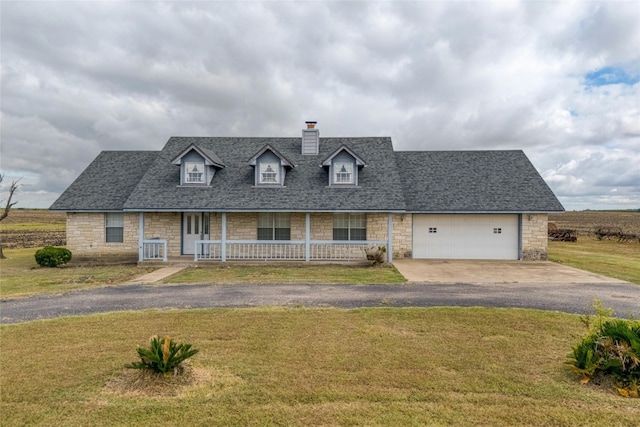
(393, 259, 627, 284)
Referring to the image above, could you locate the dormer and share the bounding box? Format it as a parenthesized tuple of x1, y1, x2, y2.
(248, 144, 295, 187)
(171, 144, 225, 186)
(321, 145, 366, 186)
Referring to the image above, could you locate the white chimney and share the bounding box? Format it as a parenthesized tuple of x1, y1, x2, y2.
(302, 121, 319, 155)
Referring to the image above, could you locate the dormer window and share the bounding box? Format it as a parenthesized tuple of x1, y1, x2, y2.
(171, 143, 226, 186)
(260, 163, 279, 184)
(248, 144, 295, 187)
(185, 162, 205, 183)
(334, 162, 354, 184)
(321, 145, 366, 187)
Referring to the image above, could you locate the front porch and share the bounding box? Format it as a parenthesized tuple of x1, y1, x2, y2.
(138, 212, 404, 263)
(141, 239, 387, 262)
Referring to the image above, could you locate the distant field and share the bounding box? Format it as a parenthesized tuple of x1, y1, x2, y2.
(549, 211, 640, 236)
(0, 209, 66, 249)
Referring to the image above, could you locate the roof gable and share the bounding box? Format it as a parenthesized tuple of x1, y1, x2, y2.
(171, 143, 225, 169)
(247, 144, 295, 168)
(321, 145, 366, 167)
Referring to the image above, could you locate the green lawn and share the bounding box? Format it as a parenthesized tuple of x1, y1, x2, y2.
(0, 248, 156, 298)
(2, 307, 638, 426)
(163, 263, 406, 284)
(548, 239, 640, 285)
(0, 248, 405, 298)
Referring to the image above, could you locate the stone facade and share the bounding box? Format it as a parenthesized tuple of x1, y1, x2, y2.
(392, 214, 413, 259)
(309, 213, 333, 240)
(226, 212, 257, 240)
(66, 212, 138, 258)
(66, 211, 548, 261)
(521, 213, 548, 260)
(365, 213, 411, 259)
(143, 213, 181, 256)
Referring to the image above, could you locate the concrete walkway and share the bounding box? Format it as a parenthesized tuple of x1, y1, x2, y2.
(129, 266, 186, 284)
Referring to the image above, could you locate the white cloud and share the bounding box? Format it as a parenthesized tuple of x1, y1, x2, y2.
(1, 0, 638, 210)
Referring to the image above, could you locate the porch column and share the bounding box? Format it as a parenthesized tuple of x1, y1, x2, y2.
(138, 212, 144, 262)
(305, 212, 310, 262)
(221, 212, 227, 262)
(387, 213, 393, 264)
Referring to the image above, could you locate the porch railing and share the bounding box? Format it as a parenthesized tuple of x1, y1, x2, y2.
(193, 240, 386, 262)
(142, 239, 168, 261)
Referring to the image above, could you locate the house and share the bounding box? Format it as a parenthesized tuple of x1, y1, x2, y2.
(50, 122, 564, 263)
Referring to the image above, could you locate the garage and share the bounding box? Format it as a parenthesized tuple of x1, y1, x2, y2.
(412, 214, 519, 260)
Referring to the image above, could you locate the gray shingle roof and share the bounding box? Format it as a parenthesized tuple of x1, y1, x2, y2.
(50, 151, 158, 211)
(395, 150, 564, 212)
(50, 139, 563, 213)
(110, 137, 404, 211)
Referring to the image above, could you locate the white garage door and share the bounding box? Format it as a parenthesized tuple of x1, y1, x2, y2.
(412, 214, 519, 260)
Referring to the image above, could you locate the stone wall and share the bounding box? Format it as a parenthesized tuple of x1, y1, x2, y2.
(366, 213, 413, 259)
(521, 213, 548, 260)
(309, 213, 333, 240)
(143, 213, 181, 256)
(392, 214, 413, 258)
(226, 212, 257, 240)
(66, 212, 138, 257)
(65, 211, 413, 261)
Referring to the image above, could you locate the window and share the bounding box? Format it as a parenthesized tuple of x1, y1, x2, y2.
(333, 213, 366, 240)
(493, 228, 502, 234)
(185, 162, 205, 183)
(257, 213, 290, 240)
(105, 213, 124, 243)
(259, 162, 279, 184)
(429, 227, 438, 233)
(334, 161, 354, 184)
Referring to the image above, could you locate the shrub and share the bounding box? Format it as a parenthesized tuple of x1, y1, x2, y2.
(365, 245, 387, 265)
(567, 301, 640, 397)
(34, 247, 72, 267)
(126, 336, 199, 376)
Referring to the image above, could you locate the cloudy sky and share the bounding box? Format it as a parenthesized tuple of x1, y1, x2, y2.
(1, 1, 638, 211)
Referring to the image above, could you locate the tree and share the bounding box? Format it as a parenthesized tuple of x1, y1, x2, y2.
(0, 173, 20, 259)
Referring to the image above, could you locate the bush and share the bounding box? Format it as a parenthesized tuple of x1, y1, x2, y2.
(365, 245, 387, 265)
(567, 302, 640, 397)
(34, 247, 72, 267)
(126, 336, 199, 376)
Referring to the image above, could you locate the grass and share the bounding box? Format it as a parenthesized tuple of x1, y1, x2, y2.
(2, 307, 639, 426)
(0, 248, 156, 298)
(163, 264, 406, 284)
(0, 222, 65, 231)
(548, 239, 640, 285)
(0, 248, 405, 298)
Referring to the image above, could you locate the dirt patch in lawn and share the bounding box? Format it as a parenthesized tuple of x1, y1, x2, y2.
(102, 365, 242, 398)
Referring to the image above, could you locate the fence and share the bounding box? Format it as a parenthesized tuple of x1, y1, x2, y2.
(193, 240, 386, 262)
(141, 239, 168, 261)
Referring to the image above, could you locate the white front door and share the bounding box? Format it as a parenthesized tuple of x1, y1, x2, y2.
(183, 213, 210, 255)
